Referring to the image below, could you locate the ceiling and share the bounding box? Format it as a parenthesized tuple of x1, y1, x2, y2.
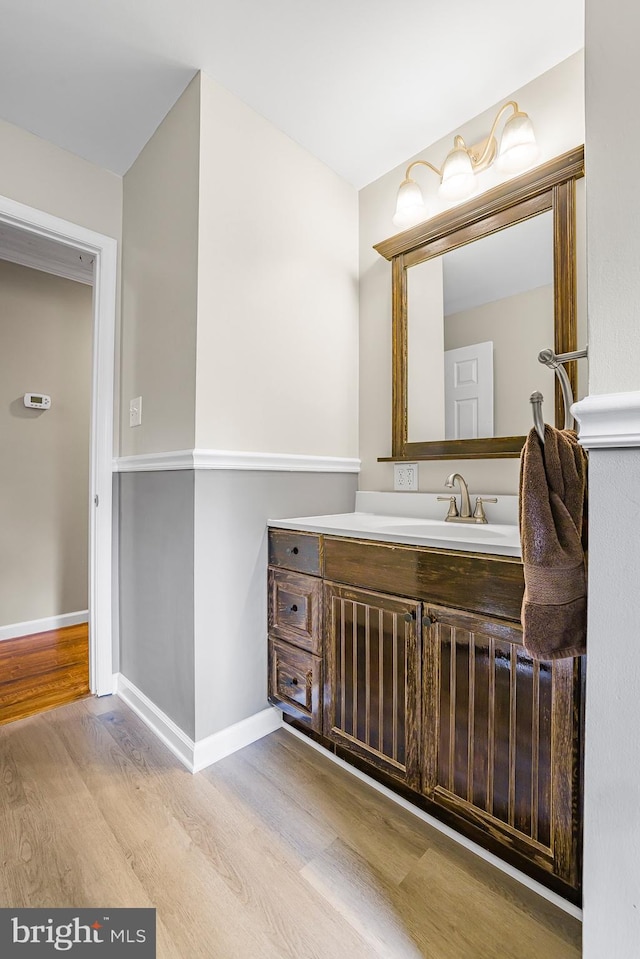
(0, 0, 584, 188)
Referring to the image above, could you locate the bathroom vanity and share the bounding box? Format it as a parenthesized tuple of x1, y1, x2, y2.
(266, 148, 587, 903)
(267, 495, 583, 903)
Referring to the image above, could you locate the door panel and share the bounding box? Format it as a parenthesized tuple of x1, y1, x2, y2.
(423, 604, 582, 886)
(444, 340, 494, 439)
(324, 583, 421, 788)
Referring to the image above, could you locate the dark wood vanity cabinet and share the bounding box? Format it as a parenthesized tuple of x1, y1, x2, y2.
(267, 529, 583, 901)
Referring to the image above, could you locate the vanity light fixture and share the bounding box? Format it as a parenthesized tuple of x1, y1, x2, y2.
(392, 101, 540, 229)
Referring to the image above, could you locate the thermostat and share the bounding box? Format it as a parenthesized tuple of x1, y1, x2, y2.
(24, 393, 51, 410)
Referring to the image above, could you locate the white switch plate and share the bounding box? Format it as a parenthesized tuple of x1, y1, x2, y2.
(393, 462, 419, 491)
(129, 396, 142, 428)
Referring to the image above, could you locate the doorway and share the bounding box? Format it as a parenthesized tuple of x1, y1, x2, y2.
(0, 194, 117, 702)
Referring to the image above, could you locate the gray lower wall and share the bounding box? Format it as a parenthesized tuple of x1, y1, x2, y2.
(583, 448, 640, 955)
(193, 470, 357, 740)
(112, 472, 120, 674)
(119, 470, 196, 738)
(118, 467, 356, 744)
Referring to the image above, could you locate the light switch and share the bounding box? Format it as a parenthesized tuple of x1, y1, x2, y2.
(129, 396, 142, 428)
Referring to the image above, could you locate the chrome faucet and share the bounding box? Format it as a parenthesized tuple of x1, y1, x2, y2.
(437, 472, 497, 524)
(445, 472, 472, 518)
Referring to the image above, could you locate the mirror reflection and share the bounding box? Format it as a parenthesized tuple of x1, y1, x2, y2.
(407, 211, 558, 442)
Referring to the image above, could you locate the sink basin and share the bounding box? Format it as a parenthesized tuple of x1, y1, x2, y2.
(383, 522, 512, 540)
(269, 499, 522, 557)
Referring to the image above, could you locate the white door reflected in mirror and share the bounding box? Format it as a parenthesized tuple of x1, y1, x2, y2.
(444, 341, 494, 440)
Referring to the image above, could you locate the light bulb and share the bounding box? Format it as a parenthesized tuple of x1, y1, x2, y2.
(438, 146, 476, 202)
(392, 178, 429, 229)
(496, 112, 541, 174)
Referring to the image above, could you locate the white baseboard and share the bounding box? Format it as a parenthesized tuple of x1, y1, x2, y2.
(192, 707, 283, 773)
(281, 723, 583, 922)
(115, 673, 195, 771)
(114, 673, 282, 774)
(0, 609, 89, 642)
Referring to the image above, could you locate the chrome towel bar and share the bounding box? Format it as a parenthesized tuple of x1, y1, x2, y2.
(530, 347, 588, 443)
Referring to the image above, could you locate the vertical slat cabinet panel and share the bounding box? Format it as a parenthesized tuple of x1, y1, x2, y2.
(323, 583, 421, 789)
(422, 603, 582, 887)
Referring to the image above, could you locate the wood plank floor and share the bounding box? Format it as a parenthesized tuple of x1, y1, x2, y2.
(0, 623, 89, 725)
(0, 697, 582, 958)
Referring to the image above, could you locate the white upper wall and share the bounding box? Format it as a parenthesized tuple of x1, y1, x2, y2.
(585, 7, 639, 394)
(358, 51, 585, 494)
(195, 73, 359, 458)
(120, 76, 200, 456)
(0, 115, 122, 239)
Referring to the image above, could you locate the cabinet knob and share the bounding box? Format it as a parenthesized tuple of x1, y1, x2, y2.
(286, 546, 299, 555)
(287, 677, 299, 686)
(404, 611, 417, 623)
(290, 604, 298, 613)
(423, 613, 438, 626)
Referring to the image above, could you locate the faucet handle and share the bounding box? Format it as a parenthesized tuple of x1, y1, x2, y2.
(473, 496, 497, 523)
(437, 495, 459, 519)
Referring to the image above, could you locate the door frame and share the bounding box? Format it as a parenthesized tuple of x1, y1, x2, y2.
(0, 193, 117, 696)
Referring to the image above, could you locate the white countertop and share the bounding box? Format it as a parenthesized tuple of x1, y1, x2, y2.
(269, 491, 521, 558)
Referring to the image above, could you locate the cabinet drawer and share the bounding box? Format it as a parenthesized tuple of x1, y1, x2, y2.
(268, 568, 322, 653)
(268, 529, 322, 576)
(268, 638, 321, 731)
(324, 536, 524, 622)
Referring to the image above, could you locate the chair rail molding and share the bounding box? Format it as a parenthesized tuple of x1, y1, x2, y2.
(114, 449, 361, 473)
(572, 391, 640, 449)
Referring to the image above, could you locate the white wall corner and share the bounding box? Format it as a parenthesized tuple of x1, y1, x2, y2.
(572, 391, 640, 449)
(115, 673, 282, 774)
(192, 707, 283, 773)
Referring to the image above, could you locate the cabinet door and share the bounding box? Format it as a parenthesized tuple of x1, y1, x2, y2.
(323, 583, 421, 788)
(423, 604, 582, 888)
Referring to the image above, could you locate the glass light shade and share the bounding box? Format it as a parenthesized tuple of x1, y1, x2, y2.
(438, 147, 476, 201)
(496, 112, 541, 174)
(392, 178, 429, 229)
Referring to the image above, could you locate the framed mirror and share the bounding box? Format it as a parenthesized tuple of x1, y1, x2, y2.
(374, 146, 585, 460)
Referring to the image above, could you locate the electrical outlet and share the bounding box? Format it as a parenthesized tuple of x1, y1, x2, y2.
(393, 462, 419, 491)
(129, 396, 142, 428)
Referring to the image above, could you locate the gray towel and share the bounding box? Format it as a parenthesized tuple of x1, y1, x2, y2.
(519, 426, 588, 660)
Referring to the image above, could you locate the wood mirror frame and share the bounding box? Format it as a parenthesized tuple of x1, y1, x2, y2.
(374, 145, 585, 461)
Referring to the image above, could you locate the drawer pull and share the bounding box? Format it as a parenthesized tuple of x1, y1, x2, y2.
(287, 546, 299, 555)
(286, 677, 299, 687)
(290, 604, 298, 612)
